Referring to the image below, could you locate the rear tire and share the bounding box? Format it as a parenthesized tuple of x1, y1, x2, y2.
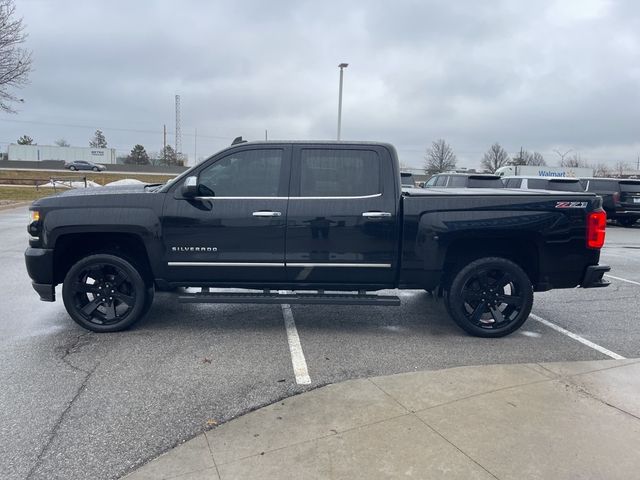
(69, 165, 76, 171)
(618, 218, 637, 228)
(445, 257, 533, 338)
(62, 253, 152, 332)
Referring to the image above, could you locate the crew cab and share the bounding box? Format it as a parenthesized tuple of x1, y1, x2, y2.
(25, 141, 610, 337)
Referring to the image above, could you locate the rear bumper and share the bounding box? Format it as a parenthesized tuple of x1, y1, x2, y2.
(25, 247, 56, 301)
(580, 265, 610, 288)
(613, 209, 640, 218)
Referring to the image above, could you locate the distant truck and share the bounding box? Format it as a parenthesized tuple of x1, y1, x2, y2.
(495, 165, 593, 178)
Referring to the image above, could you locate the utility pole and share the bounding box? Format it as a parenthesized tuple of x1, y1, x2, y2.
(265, 129, 268, 141)
(337, 63, 349, 140)
(194, 128, 197, 165)
(163, 124, 167, 164)
(175, 94, 182, 164)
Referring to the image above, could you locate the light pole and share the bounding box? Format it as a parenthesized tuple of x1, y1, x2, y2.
(337, 63, 348, 140)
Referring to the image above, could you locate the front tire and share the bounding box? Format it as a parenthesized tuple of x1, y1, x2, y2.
(92, 166, 99, 172)
(69, 165, 77, 171)
(62, 253, 152, 332)
(445, 257, 533, 338)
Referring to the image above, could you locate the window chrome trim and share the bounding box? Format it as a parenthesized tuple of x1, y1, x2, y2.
(288, 263, 392, 268)
(193, 193, 382, 201)
(168, 262, 285, 267)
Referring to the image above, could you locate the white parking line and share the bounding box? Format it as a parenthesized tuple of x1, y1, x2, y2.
(605, 274, 640, 287)
(280, 302, 312, 385)
(530, 313, 626, 360)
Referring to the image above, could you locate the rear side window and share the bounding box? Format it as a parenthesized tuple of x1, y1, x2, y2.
(620, 181, 640, 193)
(467, 178, 504, 188)
(447, 176, 467, 187)
(547, 180, 583, 192)
(300, 149, 380, 197)
(527, 179, 547, 189)
(587, 180, 618, 192)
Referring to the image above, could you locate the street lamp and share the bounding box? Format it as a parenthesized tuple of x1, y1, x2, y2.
(337, 63, 348, 140)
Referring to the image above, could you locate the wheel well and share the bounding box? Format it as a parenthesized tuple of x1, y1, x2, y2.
(53, 233, 153, 285)
(442, 237, 539, 287)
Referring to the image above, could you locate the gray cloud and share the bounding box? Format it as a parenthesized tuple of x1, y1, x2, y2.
(2, 0, 639, 169)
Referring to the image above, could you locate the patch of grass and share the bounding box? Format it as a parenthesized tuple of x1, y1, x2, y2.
(0, 187, 60, 202)
(0, 169, 176, 186)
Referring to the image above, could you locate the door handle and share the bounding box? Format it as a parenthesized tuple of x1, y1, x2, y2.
(362, 211, 392, 218)
(252, 211, 282, 217)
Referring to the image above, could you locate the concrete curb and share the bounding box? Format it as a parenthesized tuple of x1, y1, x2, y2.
(123, 359, 640, 480)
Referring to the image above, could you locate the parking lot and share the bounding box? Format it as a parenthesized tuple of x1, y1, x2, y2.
(1, 204, 638, 480)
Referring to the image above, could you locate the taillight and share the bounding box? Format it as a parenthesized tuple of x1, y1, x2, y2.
(586, 210, 606, 249)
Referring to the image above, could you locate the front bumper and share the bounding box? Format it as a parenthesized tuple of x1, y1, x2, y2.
(580, 265, 611, 288)
(25, 248, 56, 301)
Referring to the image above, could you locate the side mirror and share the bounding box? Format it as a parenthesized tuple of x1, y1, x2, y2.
(181, 176, 198, 198)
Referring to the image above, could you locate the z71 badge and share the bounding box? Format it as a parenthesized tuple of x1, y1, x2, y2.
(555, 201, 588, 209)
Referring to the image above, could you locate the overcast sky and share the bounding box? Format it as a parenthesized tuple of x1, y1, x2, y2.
(2, 0, 639, 169)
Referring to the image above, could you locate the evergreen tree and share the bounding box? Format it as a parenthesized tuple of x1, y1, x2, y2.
(89, 129, 107, 148)
(125, 144, 150, 165)
(17, 134, 34, 144)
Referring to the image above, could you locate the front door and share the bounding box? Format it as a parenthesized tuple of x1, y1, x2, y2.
(161, 145, 291, 284)
(285, 145, 399, 286)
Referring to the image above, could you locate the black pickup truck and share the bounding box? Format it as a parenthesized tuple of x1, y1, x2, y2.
(25, 141, 610, 337)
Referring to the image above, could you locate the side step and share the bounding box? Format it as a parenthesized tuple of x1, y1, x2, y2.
(178, 291, 401, 306)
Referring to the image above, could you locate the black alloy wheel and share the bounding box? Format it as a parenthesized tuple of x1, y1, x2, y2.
(445, 257, 533, 338)
(62, 254, 151, 332)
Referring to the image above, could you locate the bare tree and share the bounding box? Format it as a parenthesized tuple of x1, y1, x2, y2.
(54, 138, 70, 147)
(0, 0, 32, 113)
(593, 162, 612, 178)
(529, 152, 546, 166)
(553, 148, 573, 165)
(614, 161, 629, 178)
(481, 143, 510, 173)
(561, 153, 588, 168)
(424, 139, 456, 175)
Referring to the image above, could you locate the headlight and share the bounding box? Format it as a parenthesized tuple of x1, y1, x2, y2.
(30, 210, 40, 223)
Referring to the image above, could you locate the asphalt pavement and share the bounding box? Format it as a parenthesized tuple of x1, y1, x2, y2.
(0, 205, 638, 480)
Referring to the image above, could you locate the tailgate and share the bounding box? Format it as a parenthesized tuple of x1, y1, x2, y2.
(619, 180, 640, 209)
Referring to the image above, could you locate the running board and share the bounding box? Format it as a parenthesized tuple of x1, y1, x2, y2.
(178, 291, 401, 306)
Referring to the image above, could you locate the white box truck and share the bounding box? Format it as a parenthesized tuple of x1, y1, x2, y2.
(495, 165, 593, 177)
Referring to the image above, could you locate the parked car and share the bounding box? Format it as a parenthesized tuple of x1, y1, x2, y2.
(579, 178, 640, 227)
(400, 172, 415, 188)
(503, 176, 584, 192)
(424, 173, 505, 188)
(26, 140, 609, 338)
(65, 160, 106, 172)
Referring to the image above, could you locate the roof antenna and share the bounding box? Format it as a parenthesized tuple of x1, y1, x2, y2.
(231, 136, 247, 145)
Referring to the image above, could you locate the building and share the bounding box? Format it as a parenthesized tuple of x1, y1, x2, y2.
(7, 144, 116, 164)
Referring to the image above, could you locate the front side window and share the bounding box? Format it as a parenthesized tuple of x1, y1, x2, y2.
(299, 149, 380, 197)
(434, 175, 447, 187)
(198, 149, 283, 197)
(425, 176, 437, 187)
(447, 176, 467, 187)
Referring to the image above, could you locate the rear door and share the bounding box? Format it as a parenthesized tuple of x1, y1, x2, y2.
(285, 145, 399, 285)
